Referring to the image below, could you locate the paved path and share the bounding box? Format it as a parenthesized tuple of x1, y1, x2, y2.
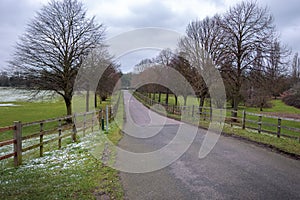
(118, 91, 300, 200)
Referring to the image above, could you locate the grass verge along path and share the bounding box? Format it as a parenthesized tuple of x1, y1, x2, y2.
(134, 92, 300, 158)
(0, 122, 124, 200)
(0, 93, 125, 199)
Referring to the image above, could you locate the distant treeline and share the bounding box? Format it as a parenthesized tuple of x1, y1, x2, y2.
(0, 72, 34, 87)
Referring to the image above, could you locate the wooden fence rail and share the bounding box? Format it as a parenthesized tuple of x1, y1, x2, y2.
(0, 105, 115, 167)
(134, 92, 300, 142)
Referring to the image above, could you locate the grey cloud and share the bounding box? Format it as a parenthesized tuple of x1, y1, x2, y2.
(1, 0, 299, 70)
(117, 50, 159, 73)
(265, 0, 300, 28)
(100, 0, 193, 32)
(0, 0, 42, 69)
(0, 0, 41, 28)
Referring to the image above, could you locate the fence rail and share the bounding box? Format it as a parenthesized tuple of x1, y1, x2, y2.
(0, 105, 116, 167)
(134, 92, 300, 142)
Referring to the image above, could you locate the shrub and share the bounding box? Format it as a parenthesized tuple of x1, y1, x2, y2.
(283, 93, 300, 108)
(282, 83, 300, 108)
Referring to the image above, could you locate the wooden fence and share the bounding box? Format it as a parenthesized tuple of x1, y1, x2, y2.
(0, 106, 115, 167)
(134, 92, 300, 141)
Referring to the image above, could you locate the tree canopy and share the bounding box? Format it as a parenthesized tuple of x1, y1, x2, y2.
(10, 0, 105, 116)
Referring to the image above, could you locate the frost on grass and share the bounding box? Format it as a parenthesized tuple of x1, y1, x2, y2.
(20, 132, 106, 171)
(0, 126, 124, 200)
(1, 130, 108, 172)
(0, 132, 62, 168)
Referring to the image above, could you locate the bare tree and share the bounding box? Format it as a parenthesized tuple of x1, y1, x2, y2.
(154, 49, 175, 103)
(155, 48, 173, 66)
(169, 54, 197, 106)
(96, 62, 121, 102)
(10, 0, 105, 116)
(265, 40, 290, 98)
(179, 16, 222, 108)
(292, 52, 300, 81)
(77, 45, 115, 110)
(181, 15, 223, 65)
(133, 58, 154, 73)
(219, 1, 275, 117)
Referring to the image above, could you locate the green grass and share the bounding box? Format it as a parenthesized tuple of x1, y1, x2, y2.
(0, 124, 124, 200)
(150, 93, 210, 107)
(143, 92, 300, 138)
(0, 100, 66, 127)
(134, 92, 300, 156)
(240, 100, 300, 114)
(0, 92, 125, 200)
(149, 93, 299, 113)
(0, 95, 112, 141)
(0, 93, 113, 127)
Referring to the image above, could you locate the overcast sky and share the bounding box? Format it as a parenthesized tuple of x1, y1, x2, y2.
(0, 0, 299, 73)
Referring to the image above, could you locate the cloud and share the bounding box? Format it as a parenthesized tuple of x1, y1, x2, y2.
(0, 0, 299, 71)
(0, 0, 45, 69)
(86, 0, 237, 36)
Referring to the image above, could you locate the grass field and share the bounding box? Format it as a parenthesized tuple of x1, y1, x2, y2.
(135, 92, 300, 156)
(0, 94, 113, 141)
(0, 122, 124, 200)
(0, 92, 125, 199)
(0, 100, 66, 127)
(146, 93, 300, 137)
(150, 93, 300, 114)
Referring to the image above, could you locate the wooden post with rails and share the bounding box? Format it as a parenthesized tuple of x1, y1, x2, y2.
(14, 121, 22, 167)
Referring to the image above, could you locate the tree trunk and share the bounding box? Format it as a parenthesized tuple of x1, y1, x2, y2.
(175, 95, 178, 106)
(232, 94, 239, 122)
(165, 93, 169, 105)
(199, 97, 205, 114)
(94, 93, 97, 108)
(158, 92, 161, 103)
(86, 89, 89, 112)
(184, 96, 187, 106)
(101, 95, 107, 101)
(64, 96, 72, 123)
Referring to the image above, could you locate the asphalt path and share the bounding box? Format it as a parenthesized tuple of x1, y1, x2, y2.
(117, 90, 300, 200)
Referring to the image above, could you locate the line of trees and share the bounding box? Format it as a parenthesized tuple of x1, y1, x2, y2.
(4, 0, 300, 116)
(6, 0, 120, 116)
(131, 1, 299, 113)
(0, 71, 34, 87)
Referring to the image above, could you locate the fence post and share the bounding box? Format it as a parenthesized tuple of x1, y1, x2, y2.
(108, 105, 112, 122)
(13, 121, 22, 167)
(110, 105, 115, 120)
(91, 111, 94, 132)
(219, 109, 223, 124)
(39, 122, 44, 157)
(230, 110, 233, 127)
(72, 114, 77, 142)
(209, 107, 213, 122)
(258, 115, 262, 134)
(192, 105, 195, 117)
(101, 109, 105, 131)
(277, 118, 281, 138)
(83, 113, 86, 136)
(106, 105, 109, 131)
(97, 110, 101, 130)
(242, 110, 246, 129)
(98, 110, 101, 131)
(58, 119, 62, 149)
